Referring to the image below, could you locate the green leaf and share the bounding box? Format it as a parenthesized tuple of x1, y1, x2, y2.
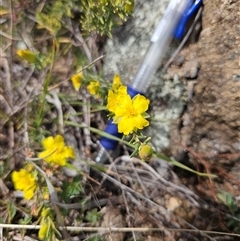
(226, 218, 235, 227)
(226, 192, 233, 207)
(36, 13, 61, 35)
(7, 202, 16, 222)
(19, 216, 32, 225)
(155, 152, 217, 178)
(99, 17, 104, 24)
(65, 121, 217, 178)
(60, 176, 83, 202)
(67, 176, 83, 196)
(142, 112, 150, 119)
(88, 236, 103, 241)
(217, 192, 227, 205)
(85, 208, 101, 225)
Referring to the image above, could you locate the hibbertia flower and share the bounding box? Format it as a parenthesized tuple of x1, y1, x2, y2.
(113, 94, 150, 135)
(38, 135, 75, 166)
(11, 168, 37, 200)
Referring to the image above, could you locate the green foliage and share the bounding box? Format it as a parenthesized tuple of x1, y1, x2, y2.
(88, 236, 103, 241)
(36, 0, 73, 35)
(19, 216, 33, 238)
(19, 215, 32, 225)
(80, 0, 134, 36)
(85, 208, 101, 226)
(60, 176, 83, 202)
(7, 202, 17, 223)
(0, 200, 17, 224)
(217, 191, 240, 233)
(0, 161, 5, 177)
(35, 0, 134, 37)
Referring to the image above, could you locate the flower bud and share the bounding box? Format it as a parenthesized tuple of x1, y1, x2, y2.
(138, 144, 153, 161)
(38, 222, 48, 240)
(124, 0, 134, 12)
(41, 207, 51, 218)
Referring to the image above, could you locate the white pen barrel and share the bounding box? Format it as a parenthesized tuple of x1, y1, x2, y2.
(131, 0, 190, 93)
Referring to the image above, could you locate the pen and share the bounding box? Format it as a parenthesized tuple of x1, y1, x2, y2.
(96, 0, 202, 163)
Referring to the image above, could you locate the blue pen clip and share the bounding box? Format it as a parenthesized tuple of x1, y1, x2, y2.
(174, 0, 202, 39)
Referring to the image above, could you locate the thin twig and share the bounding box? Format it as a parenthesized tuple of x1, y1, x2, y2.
(47, 55, 105, 91)
(0, 29, 21, 41)
(67, 104, 85, 153)
(45, 91, 64, 134)
(82, 91, 94, 147)
(73, 26, 97, 73)
(108, 156, 137, 240)
(0, 224, 239, 238)
(122, 156, 200, 207)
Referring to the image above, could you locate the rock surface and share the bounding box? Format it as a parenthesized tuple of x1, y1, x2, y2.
(179, 0, 240, 155)
(170, 0, 240, 198)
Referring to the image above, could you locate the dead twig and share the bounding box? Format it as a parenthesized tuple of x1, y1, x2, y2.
(121, 155, 200, 207)
(45, 90, 64, 134)
(0, 30, 21, 41)
(82, 90, 94, 147)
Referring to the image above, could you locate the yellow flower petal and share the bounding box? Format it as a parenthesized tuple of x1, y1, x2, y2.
(24, 184, 36, 200)
(17, 49, 37, 64)
(112, 74, 122, 90)
(114, 94, 132, 117)
(87, 81, 100, 95)
(11, 169, 37, 200)
(112, 93, 150, 135)
(54, 135, 65, 147)
(38, 135, 75, 166)
(106, 86, 128, 114)
(117, 116, 135, 135)
(38, 150, 51, 160)
(132, 115, 149, 129)
(63, 146, 75, 159)
(132, 95, 150, 114)
(71, 72, 83, 91)
(42, 136, 55, 150)
(117, 85, 127, 95)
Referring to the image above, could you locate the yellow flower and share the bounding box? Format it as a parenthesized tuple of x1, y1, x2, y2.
(11, 169, 37, 200)
(38, 135, 75, 166)
(17, 49, 37, 64)
(38, 222, 49, 240)
(87, 81, 100, 95)
(106, 85, 128, 113)
(112, 74, 122, 91)
(71, 72, 83, 91)
(113, 94, 150, 135)
(107, 74, 128, 113)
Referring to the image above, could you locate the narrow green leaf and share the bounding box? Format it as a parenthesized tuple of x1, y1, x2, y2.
(155, 152, 217, 178)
